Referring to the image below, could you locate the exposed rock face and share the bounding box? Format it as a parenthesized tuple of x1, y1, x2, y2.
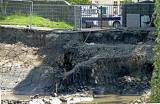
(58, 44, 154, 94)
(0, 26, 156, 95)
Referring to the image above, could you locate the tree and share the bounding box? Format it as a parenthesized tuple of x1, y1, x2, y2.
(150, 0, 160, 102)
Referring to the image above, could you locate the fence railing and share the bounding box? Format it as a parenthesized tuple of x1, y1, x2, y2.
(121, 3, 155, 27)
(0, 1, 155, 30)
(80, 3, 155, 29)
(0, 1, 32, 27)
(80, 4, 122, 29)
(0, 1, 80, 30)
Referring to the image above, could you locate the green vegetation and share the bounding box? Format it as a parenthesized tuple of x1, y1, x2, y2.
(123, 0, 133, 4)
(150, 0, 160, 103)
(65, 0, 90, 4)
(0, 15, 74, 29)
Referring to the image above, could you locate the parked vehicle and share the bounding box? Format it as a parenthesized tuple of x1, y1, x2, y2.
(81, 5, 99, 28)
(81, 4, 122, 28)
(108, 14, 122, 28)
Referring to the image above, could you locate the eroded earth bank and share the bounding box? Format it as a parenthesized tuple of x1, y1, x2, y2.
(0, 26, 156, 103)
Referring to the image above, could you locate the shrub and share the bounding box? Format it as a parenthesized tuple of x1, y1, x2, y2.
(150, 0, 160, 103)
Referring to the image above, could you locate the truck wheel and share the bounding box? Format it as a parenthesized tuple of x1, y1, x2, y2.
(113, 21, 120, 28)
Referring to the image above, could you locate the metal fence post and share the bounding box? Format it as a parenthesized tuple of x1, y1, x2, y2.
(80, 5, 82, 31)
(74, 5, 77, 31)
(30, 1, 33, 29)
(100, 6, 103, 29)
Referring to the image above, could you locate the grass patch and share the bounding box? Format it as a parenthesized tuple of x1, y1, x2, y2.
(0, 15, 74, 29)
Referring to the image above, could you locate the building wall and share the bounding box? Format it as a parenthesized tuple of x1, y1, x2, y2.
(92, 0, 149, 5)
(122, 3, 154, 27)
(92, 0, 125, 5)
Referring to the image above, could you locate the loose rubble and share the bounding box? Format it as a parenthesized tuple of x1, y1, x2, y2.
(0, 27, 156, 103)
(1, 93, 93, 104)
(130, 90, 151, 104)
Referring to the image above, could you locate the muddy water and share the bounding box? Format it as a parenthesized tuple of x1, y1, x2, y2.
(86, 95, 140, 104)
(1, 92, 31, 100)
(1, 92, 140, 104)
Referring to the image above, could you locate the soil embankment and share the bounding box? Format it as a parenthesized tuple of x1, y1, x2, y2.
(0, 26, 156, 98)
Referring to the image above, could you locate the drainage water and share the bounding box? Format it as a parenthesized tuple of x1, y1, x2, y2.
(1, 92, 140, 104)
(88, 95, 140, 104)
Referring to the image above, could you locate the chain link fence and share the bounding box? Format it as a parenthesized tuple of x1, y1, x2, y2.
(80, 3, 155, 30)
(0, 1, 32, 26)
(80, 4, 122, 29)
(0, 1, 81, 30)
(122, 3, 155, 27)
(0, 1, 155, 30)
